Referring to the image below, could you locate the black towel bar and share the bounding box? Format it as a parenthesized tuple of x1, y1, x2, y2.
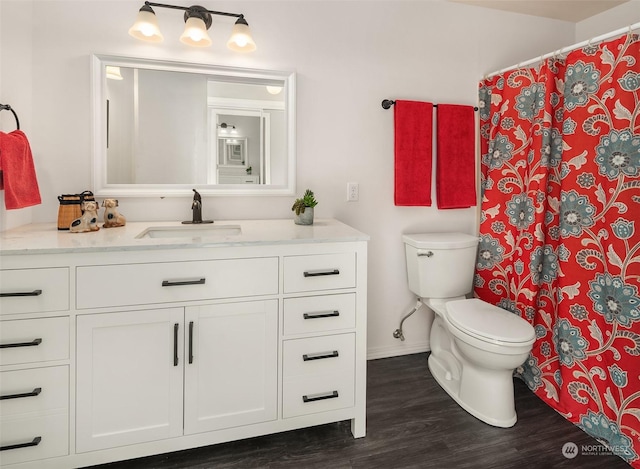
(0, 103, 20, 130)
(382, 99, 478, 111)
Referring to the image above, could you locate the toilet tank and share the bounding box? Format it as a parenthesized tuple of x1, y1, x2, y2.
(403, 233, 479, 298)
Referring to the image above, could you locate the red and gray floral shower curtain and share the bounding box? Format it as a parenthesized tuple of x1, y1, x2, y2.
(477, 33, 640, 466)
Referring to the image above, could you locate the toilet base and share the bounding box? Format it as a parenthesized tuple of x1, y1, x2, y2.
(428, 354, 517, 428)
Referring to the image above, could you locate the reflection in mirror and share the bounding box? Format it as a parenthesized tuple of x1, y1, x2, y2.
(219, 138, 247, 167)
(92, 55, 295, 196)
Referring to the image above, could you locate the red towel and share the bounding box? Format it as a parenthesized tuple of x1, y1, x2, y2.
(436, 104, 476, 209)
(394, 100, 433, 206)
(0, 130, 42, 209)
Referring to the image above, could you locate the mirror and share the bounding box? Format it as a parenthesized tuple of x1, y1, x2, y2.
(219, 138, 247, 167)
(92, 54, 296, 196)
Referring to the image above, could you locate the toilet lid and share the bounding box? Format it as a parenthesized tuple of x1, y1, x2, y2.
(446, 299, 535, 344)
(402, 232, 478, 250)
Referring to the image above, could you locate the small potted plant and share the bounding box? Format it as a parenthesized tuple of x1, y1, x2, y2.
(246, 166, 252, 175)
(291, 189, 318, 225)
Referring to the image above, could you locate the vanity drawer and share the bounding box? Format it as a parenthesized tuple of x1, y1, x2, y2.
(283, 252, 356, 294)
(283, 372, 355, 418)
(0, 317, 69, 366)
(283, 334, 355, 378)
(283, 293, 356, 335)
(283, 334, 355, 418)
(0, 366, 68, 418)
(0, 268, 69, 316)
(0, 412, 69, 465)
(76, 257, 279, 309)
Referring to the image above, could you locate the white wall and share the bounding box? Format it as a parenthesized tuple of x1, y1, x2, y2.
(2, 0, 625, 358)
(0, 0, 34, 230)
(576, 0, 640, 41)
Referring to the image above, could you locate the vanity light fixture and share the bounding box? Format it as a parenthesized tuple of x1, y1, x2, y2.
(217, 122, 237, 134)
(106, 66, 124, 80)
(129, 1, 256, 52)
(266, 85, 283, 95)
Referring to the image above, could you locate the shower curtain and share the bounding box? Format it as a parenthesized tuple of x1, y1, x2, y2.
(476, 33, 640, 466)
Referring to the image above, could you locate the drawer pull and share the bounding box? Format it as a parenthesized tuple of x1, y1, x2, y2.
(0, 387, 42, 401)
(303, 351, 339, 361)
(303, 269, 339, 278)
(303, 390, 339, 403)
(0, 289, 42, 298)
(303, 310, 340, 320)
(173, 323, 179, 367)
(162, 278, 206, 287)
(0, 338, 42, 349)
(0, 436, 42, 452)
(188, 321, 194, 364)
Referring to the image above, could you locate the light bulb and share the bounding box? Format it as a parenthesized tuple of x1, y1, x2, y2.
(128, 6, 163, 43)
(180, 17, 212, 47)
(226, 17, 256, 52)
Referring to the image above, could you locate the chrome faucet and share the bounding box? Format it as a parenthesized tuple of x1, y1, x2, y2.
(182, 189, 213, 224)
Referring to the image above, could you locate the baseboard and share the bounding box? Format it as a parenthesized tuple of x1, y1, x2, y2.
(367, 341, 430, 360)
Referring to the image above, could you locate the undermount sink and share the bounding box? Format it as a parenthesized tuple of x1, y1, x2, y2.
(136, 224, 242, 239)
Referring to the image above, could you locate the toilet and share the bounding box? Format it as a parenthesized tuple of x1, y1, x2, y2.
(403, 232, 535, 428)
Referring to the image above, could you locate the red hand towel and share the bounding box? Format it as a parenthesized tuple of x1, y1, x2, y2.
(394, 100, 433, 206)
(0, 130, 42, 209)
(436, 104, 476, 209)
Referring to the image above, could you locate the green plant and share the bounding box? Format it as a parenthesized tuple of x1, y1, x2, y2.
(291, 189, 318, 215)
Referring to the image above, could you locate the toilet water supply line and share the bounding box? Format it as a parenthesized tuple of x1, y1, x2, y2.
(393, 298, 423, 341)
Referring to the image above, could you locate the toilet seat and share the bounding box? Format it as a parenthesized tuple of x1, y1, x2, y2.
(445, 299, 535, 346)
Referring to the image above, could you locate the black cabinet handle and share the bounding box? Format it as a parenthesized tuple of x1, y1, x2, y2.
(0, 387, 42, 401)
(188, 321, 194, 364)
(303, 269, 339, 277)
(0, 436, 42, 451)
(173, 323, 179, 366)
(303, 351, 339, 361)
(303, 390, 339, 403)
(0, 289, 42, 298)
(303, 310, 340, 320)
(0, 338, 42, 349)
(162, 278, 205, 287)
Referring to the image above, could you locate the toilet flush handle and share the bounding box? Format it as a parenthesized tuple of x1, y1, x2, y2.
(417, 251, 434, 257)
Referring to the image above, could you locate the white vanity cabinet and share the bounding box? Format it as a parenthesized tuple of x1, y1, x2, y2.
(183, 301, 278, 435)
(76, 307, 185, 452)
(0, 266, 71, 467)
(0, 219, 368, 468)
(281, 252, 363, 435)
(76, 300, 278, 452)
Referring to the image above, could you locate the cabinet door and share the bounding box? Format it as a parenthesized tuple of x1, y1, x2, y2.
(184, 300, 278, 435)
(76, 308, 184, 452)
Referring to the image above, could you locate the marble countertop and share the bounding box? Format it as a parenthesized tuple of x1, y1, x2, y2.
(0, 219, 369, 256)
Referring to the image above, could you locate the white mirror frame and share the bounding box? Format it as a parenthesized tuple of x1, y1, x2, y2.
(91, 54, 296, 197)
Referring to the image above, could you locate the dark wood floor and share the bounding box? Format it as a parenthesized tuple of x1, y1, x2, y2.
(92, 353, 630, 469)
